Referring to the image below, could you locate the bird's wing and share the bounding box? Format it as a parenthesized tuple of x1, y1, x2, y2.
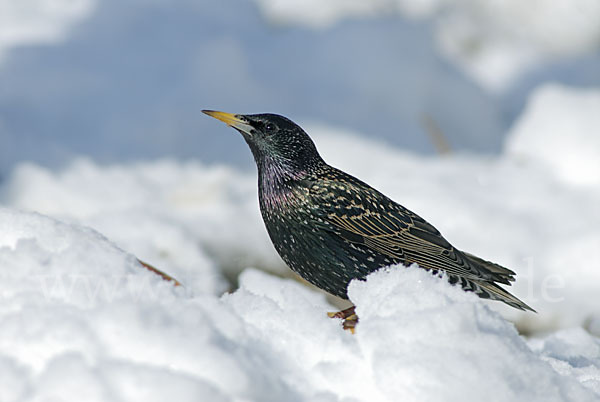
(306, 176, 513, 284)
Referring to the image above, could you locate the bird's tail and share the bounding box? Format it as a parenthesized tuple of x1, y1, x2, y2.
(469, 279, 536, 312)
(462, 251, 516, 285)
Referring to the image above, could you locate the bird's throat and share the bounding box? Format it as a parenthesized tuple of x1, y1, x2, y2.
(257, 159, 306, 210)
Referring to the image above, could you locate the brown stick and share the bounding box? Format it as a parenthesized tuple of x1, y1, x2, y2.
(137, 259, 182, 287)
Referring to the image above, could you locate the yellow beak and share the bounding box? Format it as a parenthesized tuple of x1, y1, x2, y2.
(202, 110, 242, 125)
(202, 110, 254, 134)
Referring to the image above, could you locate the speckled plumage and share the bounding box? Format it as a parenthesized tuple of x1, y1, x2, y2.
(203, 111, 534, 312)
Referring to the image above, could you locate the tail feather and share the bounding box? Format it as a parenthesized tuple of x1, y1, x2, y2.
(470, 279, 536, 312)
(463, 251, 516, 285)
(447, 272, 535, 312)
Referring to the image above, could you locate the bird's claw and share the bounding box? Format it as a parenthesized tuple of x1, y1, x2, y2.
(328, 306, 358, 334)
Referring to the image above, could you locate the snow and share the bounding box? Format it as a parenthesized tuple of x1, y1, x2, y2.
(0, 210, 598, 401)
(255, 0, 600, 91)
(0, 159, 276, 290)
(1, 83, 600, 400)
(1, 0, 598, 176)
(433, 0, 600, 91)
(347, 268, 596, 401)
(506, 84, 600, 187)
(529, 328, 600, 396)
(253, 0, 386, 28)
(0, 1, 599, 399)
(0, 0, 94, 62)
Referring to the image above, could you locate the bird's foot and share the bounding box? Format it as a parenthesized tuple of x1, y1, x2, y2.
(328, 306, 358, 334)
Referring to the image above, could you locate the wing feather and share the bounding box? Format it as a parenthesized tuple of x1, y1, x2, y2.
(308, 177, 511, 284)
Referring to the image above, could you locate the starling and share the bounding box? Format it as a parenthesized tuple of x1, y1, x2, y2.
(203, 110, 535, 325)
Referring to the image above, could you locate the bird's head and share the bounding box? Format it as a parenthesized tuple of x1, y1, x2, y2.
(203, 110, 324, 178)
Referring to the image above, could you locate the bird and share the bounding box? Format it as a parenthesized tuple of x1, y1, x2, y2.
(203, 110, 535, 329)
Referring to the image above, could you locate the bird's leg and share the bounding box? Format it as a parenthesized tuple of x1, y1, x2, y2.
(327, 306, 358, 333)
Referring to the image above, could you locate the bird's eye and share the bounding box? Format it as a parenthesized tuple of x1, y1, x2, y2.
(264, 123, 276, 133)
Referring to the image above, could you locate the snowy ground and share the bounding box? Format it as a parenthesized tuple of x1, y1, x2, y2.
(1, 83, 600, 401)
(1, 1, 600, 400)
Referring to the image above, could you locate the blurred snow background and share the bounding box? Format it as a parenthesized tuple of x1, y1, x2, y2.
(256, 0, 600, 90)
(1, 0, 599, 174)
(1, 0, 600, 401)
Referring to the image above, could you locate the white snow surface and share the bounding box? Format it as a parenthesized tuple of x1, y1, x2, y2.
(0, 158, 276, 291)
(0, 207, 598, 401)
(0, 83, 599, 400)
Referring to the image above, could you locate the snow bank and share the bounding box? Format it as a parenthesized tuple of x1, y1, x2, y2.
(506, 84, 600, 187)
(1, 158, 281, 290)
(0, 209, 598, 401)
(0, 207, 231, 401)
(529, 327, 600, 396)
(348, 268, 598, 401)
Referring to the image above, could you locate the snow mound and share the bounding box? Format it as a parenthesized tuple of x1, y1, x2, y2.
(0, 210, 598, 401)
(506, 84, 600, 187)
(347, 267, 598, 401)
(529, 328, 600, 396)
(0, 208, 180, 370)
(1, 158, 280, 291)
(0, 207, 173, 310)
